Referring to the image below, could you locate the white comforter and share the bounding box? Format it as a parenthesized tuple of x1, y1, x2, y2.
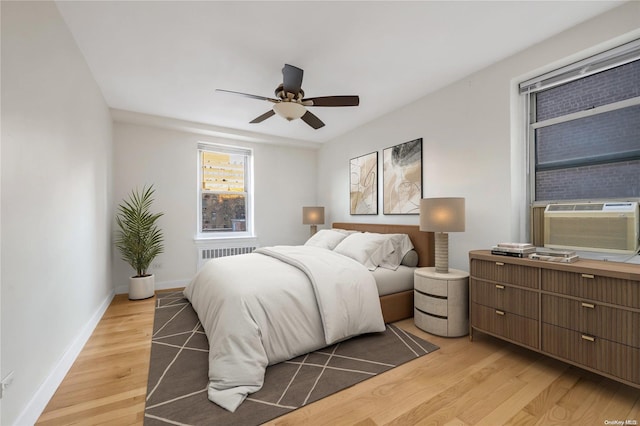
(183, 245, 385, 412)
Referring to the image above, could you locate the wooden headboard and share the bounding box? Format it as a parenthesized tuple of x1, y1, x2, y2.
(332, 223, 434, 267)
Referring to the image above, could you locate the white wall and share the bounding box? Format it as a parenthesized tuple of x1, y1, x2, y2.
(1, 2, 114, 425)
(318, 2, 640, 273)
(0, 1, 3, 419)
(112, 118, 318, 292)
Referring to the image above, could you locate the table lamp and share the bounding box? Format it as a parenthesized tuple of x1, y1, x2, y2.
(420, 197, 465, 273)
(302, 206, 324, 236)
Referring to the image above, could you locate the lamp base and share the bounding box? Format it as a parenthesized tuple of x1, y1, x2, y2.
(310, 225, 318, 236)
(434, 232, 449, 273)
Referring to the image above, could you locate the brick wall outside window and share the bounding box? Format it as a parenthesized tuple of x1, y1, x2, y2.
(532, 59, 640, 202)
(536, 160, 640, 200)
(536, 60, 640, 121)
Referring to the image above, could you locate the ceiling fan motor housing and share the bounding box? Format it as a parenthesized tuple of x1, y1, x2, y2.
(275, 83, 304, 101)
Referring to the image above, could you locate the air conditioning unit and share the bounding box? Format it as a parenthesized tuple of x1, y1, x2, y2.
(544, 201, 639, 254)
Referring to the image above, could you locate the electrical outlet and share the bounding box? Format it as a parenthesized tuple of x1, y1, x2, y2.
(0, 371, 15, 399)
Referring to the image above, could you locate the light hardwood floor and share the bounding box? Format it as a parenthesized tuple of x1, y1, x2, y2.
(37, 292, 640, 425)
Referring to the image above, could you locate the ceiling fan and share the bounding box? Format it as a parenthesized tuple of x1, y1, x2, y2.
(216, 64, 359, 129)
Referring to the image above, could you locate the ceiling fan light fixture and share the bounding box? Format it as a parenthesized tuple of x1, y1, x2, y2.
(219, 64, 358, 129)
(273, 101, 306, 121)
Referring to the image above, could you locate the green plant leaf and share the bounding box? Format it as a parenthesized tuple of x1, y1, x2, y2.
(115, 184, 164, 277)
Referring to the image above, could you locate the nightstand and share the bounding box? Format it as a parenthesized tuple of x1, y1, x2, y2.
(414, 267, 469, 337)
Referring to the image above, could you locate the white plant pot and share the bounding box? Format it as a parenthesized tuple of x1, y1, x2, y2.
(129, 274, 155, 300)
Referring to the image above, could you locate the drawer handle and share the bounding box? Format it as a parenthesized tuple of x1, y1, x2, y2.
(495, 310, 505, 316)
(581, 274, 595, 279)
(581, 302, 595, 309)
(496, 262, 504, 266)
(581, 334, 595, 342)
(495, 284, 505, 290)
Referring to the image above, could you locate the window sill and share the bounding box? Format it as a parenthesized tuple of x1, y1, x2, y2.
(194, 235, 258, 248)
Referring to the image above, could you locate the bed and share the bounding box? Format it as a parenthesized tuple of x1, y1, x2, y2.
(332, 222, 435, 323)
(183, 223, 434, 412)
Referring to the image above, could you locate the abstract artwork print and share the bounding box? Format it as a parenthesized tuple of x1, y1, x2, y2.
(383, 138, 422, 214)
(350, 151, 378, 215)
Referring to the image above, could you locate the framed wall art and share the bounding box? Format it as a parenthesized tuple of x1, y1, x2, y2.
(383, 138, 423, 214)
(349, 151, 378, 215)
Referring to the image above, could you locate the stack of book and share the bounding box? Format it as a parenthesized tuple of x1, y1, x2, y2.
(528, 248, 579, 263)
(491, 243, 536, 258)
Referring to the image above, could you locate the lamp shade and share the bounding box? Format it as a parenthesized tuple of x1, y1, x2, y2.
(420, 198, 465, 232)
(302, 206, 325, 225)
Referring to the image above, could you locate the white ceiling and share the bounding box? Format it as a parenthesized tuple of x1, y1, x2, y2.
(55, 1, 624, 144)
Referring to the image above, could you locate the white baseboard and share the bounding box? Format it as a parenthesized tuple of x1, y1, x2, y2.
(115, 278, 190, 295)
(14, 290, 115, 426)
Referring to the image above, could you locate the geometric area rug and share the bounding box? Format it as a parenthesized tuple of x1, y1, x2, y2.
(144, 291, 439, 426)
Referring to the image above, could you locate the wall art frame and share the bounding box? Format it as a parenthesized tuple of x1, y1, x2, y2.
(349, 151, 378, 215)
(383, 138, 423, 215)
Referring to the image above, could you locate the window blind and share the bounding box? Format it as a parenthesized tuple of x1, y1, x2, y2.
(519, 39, 640, 94)
(197, 142, 251, 156)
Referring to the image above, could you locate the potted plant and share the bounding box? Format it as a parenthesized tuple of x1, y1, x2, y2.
(115, 185, 164, 300)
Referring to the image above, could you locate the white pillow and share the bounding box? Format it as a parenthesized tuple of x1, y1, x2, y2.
(379, 233, 415, 270)
(304, 229, 349, 250)
(334, 232, 395, 271)
(331, 228, 359, 235)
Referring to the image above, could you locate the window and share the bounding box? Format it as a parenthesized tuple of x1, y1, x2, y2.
(521, 39, 640, 204)
(198, 143, 253, 237)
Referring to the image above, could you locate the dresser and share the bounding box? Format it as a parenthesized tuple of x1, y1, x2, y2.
(414, 267, 469, 337)
(469, 250, 640, 389)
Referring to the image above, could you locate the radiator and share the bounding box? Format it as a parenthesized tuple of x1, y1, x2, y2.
(197, 243, 257, 270)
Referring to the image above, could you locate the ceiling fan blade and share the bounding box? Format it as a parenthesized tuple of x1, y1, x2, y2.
(302, 95, 360, 107)
(300, 110, 325, 129)
(250, 109, 276, 124)
(216, 89, 279, 103)
(282, 64, 304, 95)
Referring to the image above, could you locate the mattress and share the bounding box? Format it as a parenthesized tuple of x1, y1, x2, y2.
(371, 265, 416, 296)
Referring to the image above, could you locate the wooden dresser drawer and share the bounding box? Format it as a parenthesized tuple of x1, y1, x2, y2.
(471, 303, 538, 349)
(542, 323, 640, 386)
(472, 279, 538, 319)
(470, 259, 538, 289)
(542, 269, 640, 309)
(542, 294, 640, 348)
